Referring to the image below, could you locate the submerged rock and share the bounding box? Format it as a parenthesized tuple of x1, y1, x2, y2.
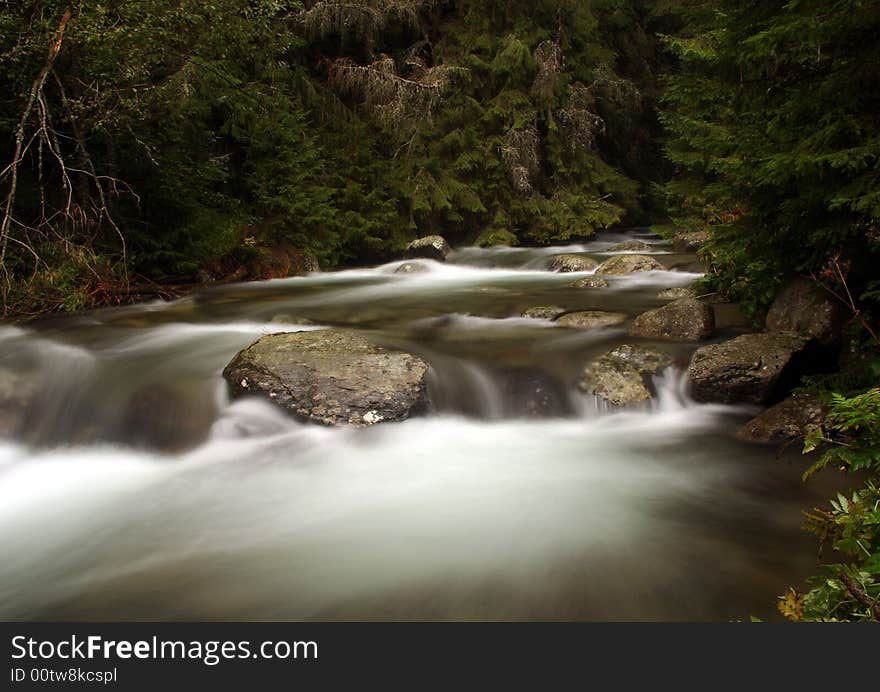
(738, 392, 827, 443)
(122, 383, 216, 452)
(404, 235, 451, 262)
(595, 254, 665, 275)
(765, 277, 846, 347)
(522, 306, 567, 320)
(579, 344, 674, 406)
(395, 262, 429, 274)
(605, 240, 654, 253)
(673, 230, 710, 252)
(497, 368, 571, 418)
(630, 299, 715, 341)
(556, 311, 628, 329)
(0, 368, 41, 436)
(687, 332, 810, 404)
(223, 330, 429, 426)
(548, 254, 599, 273)
(570, 276, 608, 289)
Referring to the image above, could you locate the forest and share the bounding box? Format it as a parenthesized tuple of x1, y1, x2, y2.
(1, 1, 878, 621)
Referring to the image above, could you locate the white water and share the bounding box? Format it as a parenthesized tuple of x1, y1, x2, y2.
(0, 233, 834, 620)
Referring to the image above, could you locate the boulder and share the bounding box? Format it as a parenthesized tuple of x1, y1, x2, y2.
(522, 306, 567, 320)
(605, 240, 654, 253)
(570, 276, 609, 289)
(738, 392, 827, 443)
(687, 332, 811, 404)
(556, 311, 628, 329)
(630, 299, 715, 341)
(404, 235, 451, 262)
(579, 345, 674, 406)
(673, 230, 710, 253)
(765, 277, 847, 347)
(548, 254, 599, 273)
(595, 254, 665, 275)
(223, 330, 429, 426)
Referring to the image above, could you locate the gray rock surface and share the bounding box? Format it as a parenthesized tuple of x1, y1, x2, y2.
(673, 230, 710, 252)
(570, 276, 608, 289)
(738, 392, 827, 443)
(605, 240, 654, 253)
(522, 306, 567, 320)
(765, 277, 847, 347)
(595, 254, 665, 275)
(630, 299, 715, 341)
(579, 345, 674, 406)
(688, 332, 810, 404)
(556, 311, 628, 329)
(404, 235, 451, 262)
(223, 330, 430, 426)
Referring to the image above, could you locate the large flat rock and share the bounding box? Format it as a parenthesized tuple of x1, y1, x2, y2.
(223, 330, 430, 426)
(630, 299, 715, 341)
(687, 332, 810, 404)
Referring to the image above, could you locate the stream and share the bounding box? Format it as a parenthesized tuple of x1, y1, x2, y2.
(0, 230, 843, 621)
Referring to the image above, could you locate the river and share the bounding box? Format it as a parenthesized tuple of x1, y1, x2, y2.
(0, 230, 841, 620)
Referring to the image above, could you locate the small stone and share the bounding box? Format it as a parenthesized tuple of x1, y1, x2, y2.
(556, 311, 628, 329)
(605, 240, 654, 253)
(522, 306, 567, 320)
(570, 276, 608, 289)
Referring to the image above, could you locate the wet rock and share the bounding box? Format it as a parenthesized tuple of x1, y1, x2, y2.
(688, 332, 811, 404)
(556, 311, 628, 329)
(605, 240, 654, 253)
(0, 368, 41, 436)
(609, 344, 677, 373)
(657, 286, 696, 301)
(766, 277, 847, 347)
(122, 383, 216, 452)
(570, 276, 608, 289)
(474, 229, 519, 247)
(738, 392, 827, 443)
(404, 235, 451, 262)
(498, 368, 571, 418)
(595, 254, 665, 275)
(579, 344, 674, 406)
(673, 230, 710, 252)
(630, 299, 715, 341)
(206, 243, 318, 282)
(548, 254, 599, 273)
(522, 306, 567, 320)
(395, 262, 429, 274)
(223, 330, 429, 426)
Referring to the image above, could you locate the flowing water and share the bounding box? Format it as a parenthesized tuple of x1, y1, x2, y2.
(0, 230, 844, 620)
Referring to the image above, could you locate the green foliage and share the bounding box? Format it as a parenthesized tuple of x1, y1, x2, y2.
(785, 388, 880, 621)
(802, 389, 880, 480)
(658, 0, 880, 318)
(791, 481, 880, 622)
(0, 0, 668, 313)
